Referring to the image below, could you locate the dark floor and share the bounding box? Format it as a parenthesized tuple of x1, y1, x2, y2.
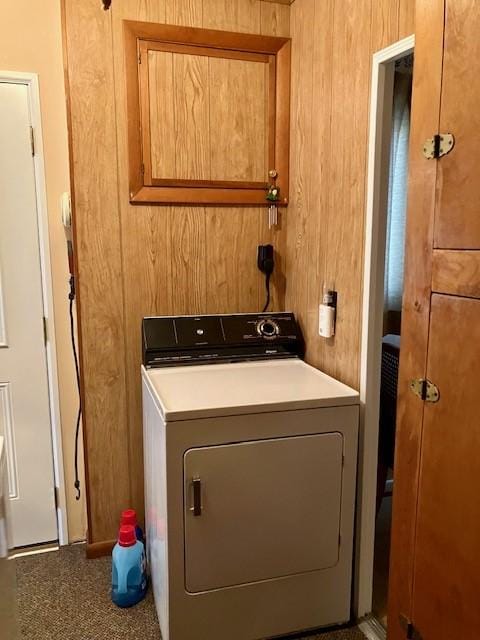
(13, 545, 366, 640)
(372, 494, 392, 629)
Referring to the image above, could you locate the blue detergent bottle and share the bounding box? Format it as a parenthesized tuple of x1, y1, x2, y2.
(111, 524, 147, 608)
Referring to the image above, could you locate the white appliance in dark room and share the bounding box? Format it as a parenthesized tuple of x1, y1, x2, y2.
(142, 313, 359, 640)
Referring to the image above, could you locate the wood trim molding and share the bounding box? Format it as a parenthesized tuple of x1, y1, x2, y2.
(124, 20, 290, 206)
(86, 538, 116, 559)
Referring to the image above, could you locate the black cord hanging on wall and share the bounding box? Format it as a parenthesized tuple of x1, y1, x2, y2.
(68, 275, 82, 501)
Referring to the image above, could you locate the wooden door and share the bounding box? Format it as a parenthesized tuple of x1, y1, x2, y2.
(412, 295, 480, 639)
(388, 1, 480, 639)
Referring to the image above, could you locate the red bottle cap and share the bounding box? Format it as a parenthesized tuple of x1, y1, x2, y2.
(118, 524, 136, 547)
(121, 509, 137, 528)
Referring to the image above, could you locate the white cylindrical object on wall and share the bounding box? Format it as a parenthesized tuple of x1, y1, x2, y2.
(319, 304, 335, 338)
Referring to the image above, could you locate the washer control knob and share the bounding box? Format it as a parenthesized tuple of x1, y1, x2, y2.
(256, 319, 280, 339)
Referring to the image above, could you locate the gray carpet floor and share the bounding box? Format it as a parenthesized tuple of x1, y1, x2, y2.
(15, 545, 366, 640)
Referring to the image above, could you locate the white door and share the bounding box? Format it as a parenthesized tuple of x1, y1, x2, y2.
(184, 433, 344, 593)
(0, 81, 57, 547)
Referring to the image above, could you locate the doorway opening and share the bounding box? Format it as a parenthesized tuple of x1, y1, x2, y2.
(356, 35, 414, 639)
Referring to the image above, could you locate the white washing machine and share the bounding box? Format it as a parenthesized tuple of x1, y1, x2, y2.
(142, 313, 359, 640)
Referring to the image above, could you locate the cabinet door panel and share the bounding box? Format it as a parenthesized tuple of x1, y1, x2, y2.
(412, 294, 480, 639)
(435, 0, 480, 249)
(149, 50, 210, 181)
(184, 433, 343, 592)
(209, 57, 268, 183)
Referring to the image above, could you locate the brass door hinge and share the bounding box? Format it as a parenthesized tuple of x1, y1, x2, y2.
(30, 126, 35, 156)
(399, 614, 423, 640)
(409, 378, 439, 403)
(423, 133, 454, 159)
(43, 316, 48, 345)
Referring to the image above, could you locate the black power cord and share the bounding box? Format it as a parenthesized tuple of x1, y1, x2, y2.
(263, 273, 271, 313)
(68, 274, 82, 501)
(257, 245, 274, 312)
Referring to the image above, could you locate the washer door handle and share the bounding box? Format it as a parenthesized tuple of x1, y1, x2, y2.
(191, 478, 202, 516)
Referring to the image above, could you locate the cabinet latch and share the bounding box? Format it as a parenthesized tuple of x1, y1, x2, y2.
(399, 614, 423, 640)
(423, 133, 454, 159)
(409, 378, 439, 403)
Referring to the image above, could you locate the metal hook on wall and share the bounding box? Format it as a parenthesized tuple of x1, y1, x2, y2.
(102, 0, 112, 10)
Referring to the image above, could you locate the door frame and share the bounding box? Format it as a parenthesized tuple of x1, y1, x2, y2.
(0, 70, 68, 545)
(354, 35, 415, 620)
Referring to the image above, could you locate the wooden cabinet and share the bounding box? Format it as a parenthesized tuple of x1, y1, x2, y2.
(124, 21, 291, 206)
(389, 2, 480, 639)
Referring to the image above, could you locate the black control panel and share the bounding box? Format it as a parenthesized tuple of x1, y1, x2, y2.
(142, 313, 304, 368)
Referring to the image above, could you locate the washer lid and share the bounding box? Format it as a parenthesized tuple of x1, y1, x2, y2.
(143, 359, 359, 421)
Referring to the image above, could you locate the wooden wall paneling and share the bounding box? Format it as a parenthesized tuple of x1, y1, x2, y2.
(432, 250, 480, 299)
(170, 208, 208, 314)
(205, 209, 262, 313)
(286, 0, 315, 331)
(398, 0, 415, 39)
(305, 0, 334, 369)
(258, 0, 290, 312)
(66, 0, 289, 546)
(388, 1, 445, 638)
(320, 0, 372, 388)
(260, 2, 290, 37)
(260, 0, 293, 5)
(172, 52, 210, 180)
(202, 0, 262, 34)
(62, 0, 130, 543)
(111, 0, 169, 527)
(166, 0, 204, 26)
(371, 0, 400, 50)
(148, 50, 176, 179)
(434, 0, 480, 250)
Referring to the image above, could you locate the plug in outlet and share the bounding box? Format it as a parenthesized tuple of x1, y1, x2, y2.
(319, 289, 336, 338)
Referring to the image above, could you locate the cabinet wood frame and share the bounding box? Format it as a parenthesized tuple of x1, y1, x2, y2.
(124, 20, 291, 206)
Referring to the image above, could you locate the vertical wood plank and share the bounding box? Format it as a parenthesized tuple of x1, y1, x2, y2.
(285, 0, 315, 332)
(398, 0, 415, 39)
(306, 0, 334, 368)
(202, 0, 262, 33)
(371, 0, 400, 51)
(166, 0, 203, 26)
(173, 53, 210, 180)
(320, 0, 372, 388)
(170, 208, 207, 314)
(149, 50, 175, 179)
(209, 57, 267, 182)
(205, 209, 261, 313)
(260, 2, 290, 37)
(259, 0, 290, 311)
(63, 0, 130, 542)
(111, 0, 169, 529)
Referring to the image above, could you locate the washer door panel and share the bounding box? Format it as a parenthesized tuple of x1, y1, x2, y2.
(184, 432, 343, 592)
